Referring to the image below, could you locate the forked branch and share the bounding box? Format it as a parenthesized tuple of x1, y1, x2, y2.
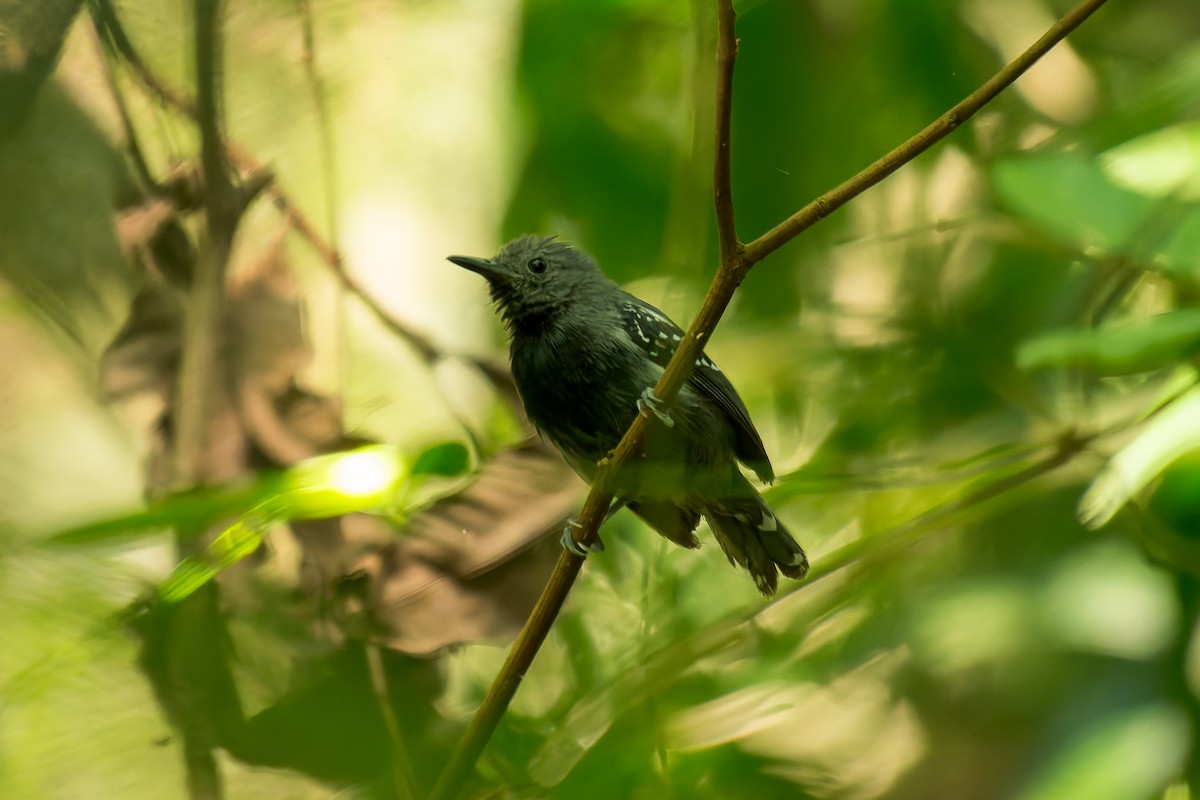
(432, 0, 1115, 797)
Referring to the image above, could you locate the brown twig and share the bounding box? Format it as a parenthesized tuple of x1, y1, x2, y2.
(712, 0, 739, 265)
(172, 0, 237, 491)
(427, 0, 1112, 797)
(165, 4, 242, 797)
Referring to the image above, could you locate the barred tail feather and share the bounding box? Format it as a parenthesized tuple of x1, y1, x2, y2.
(704, 498, 808, 596)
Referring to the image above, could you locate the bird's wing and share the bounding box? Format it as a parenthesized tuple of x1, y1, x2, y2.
(618, 296, 774, 482)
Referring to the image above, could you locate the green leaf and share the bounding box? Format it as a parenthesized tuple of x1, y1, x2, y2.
(45, 445, 410, 546)
(272, 445, 409, 518)
(1017, 705, 1187, 800)
(157, 519, 266, 603)
(410, 442, 470, 478)
(1016, 310, 1200, 375)
(1100, 120, 1200, 201)
(45, 482, 279, 546)
(151, 446, 412, 602)
(993, 154, 1155, 254)
(1078, 386, 1200, 528)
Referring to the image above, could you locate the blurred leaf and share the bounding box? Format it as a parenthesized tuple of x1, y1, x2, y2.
(1078, 387, 1200, 528)
(369, 440, 583, 656)
(1039, 541, 1178, 660)
(0, 85, 131, 343)
(1101, 120, 1200, 201)
(1156, 207, 1200, 274)
(157, 519, 265, 603)
(993, 153, 1155, 255)
(45, 482, 275, 546)
(47, 445, 409, 547)
(1017, 704, 1188, 800)
(1017, 310, 1200, 375)
(272, 445, 408, 519)
(410, 441, 470, 478)
(1150, 451, 1200, 536)
(0, 0, 82, 137)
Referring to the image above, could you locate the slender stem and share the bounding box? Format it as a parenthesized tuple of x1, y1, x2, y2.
(712, 0, 739, 264)
(427, 553, 587, 800)
(296, 0, 341, 258)
(92, 0, 198, 117)
(427, 0, 1114, 797)
(172, 0, 235, 491)
(364, 642, 421, 800)
(165, 6, 239, 798)
(87, 9, 157, 192)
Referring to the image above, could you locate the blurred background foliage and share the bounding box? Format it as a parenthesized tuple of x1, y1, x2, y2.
(3, 0, 1200, 798)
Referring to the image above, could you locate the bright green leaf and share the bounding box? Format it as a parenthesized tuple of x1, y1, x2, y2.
(1017, 704, 1187, 800)
(1101, 121, 1200, 200)
(1016, 310, 1200, 375)
(410, 442, 471, 478)
(993, 154, 1155, 254)
(1079, 387, 1200, 528)
(157, 518, 266, 603)
(44, 482, 278, 546)
(45, 445, 410, 547)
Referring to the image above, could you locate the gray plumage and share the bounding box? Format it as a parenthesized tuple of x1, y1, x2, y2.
(448, 234, 808, 595)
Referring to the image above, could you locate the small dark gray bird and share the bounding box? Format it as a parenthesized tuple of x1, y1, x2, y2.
(449, 235, 808, 595)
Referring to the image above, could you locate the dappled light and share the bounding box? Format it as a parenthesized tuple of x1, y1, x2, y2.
(3, 0, 1200, 798)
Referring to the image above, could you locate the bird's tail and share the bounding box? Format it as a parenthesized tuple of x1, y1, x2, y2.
(704, 491, 808, 596)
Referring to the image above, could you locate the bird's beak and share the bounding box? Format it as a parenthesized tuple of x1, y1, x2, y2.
(447, 254, 511, 283)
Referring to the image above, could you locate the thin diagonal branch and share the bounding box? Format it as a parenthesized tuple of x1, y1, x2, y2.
(91, 0, 198, 116)
(427, 0, 1113, 797)
(87, 10, 157, 192)
(741, 0, 1111, 268)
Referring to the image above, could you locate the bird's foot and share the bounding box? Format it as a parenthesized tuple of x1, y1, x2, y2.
(560, 517, 605, 556)
(637, 388, 675, 428)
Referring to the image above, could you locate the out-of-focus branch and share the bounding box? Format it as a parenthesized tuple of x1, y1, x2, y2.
(90, 0, 198, 116)
(86, 11, 157, 192)
(173, 0, 237, 489)
(91, 0, 516, 402)
(295, 0, 340, 257)
(364, 642, 421, 800)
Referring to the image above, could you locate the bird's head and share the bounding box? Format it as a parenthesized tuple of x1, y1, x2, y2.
(449, 235, 607, 334)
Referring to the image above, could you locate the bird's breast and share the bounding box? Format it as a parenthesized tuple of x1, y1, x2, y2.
(510, 325, 651, 461)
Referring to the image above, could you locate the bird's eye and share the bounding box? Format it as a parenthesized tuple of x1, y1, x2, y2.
(528, 257, 548, 274)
